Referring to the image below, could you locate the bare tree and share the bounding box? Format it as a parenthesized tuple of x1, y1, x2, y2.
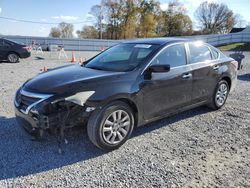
(195, 1, 236, 34)
(58, 22, 74, 38)
(234, 14, 247, 28)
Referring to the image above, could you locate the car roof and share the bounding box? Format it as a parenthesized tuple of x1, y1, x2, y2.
(0, 38, 20, 45)
(123, 37, 191, 45)
(0, 38, 12, 42)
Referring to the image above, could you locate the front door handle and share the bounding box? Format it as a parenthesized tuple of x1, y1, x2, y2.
(213, 65, 220, 70)
(182, 73, 192, 79)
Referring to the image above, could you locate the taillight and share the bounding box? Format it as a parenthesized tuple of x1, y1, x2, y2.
(23, 46, 31, 52)
(231, 60, 238, 71)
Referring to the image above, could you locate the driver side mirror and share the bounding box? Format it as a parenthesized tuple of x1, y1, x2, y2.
(144, 64, 170, 80)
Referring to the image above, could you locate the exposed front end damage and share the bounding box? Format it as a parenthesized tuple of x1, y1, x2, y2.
(14, 88, 95, 142)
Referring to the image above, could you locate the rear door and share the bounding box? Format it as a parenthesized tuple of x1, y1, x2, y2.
(187, 42, 220, 103)
(141, 43, 193, 120)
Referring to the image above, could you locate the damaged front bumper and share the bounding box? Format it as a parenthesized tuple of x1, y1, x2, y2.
(15, 106, 40, 134)
(14, 88, 95, 136)
(15, 106, 70, 133)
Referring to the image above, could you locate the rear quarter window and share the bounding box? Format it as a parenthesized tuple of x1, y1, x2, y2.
(211, 48, 219, 59)
(209, 46, 228, 60)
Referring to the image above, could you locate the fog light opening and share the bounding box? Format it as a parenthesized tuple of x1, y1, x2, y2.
(86, 107, 96, 112)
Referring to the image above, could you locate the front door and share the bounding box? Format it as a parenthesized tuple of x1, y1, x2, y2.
(141, 43, 193, 120)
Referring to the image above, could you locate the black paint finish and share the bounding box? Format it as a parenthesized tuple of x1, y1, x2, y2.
(14, 38, 237, 130)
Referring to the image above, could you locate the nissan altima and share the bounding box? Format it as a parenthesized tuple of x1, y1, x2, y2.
(14, 38, 237, 150)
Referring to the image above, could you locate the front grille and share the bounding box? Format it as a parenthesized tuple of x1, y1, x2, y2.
(15, 89, 53, 114)
(19, 94, 41, 112)
(15, 91, 41, 113)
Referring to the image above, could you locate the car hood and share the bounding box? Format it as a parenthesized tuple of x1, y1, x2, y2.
(23, 64, 123, 94)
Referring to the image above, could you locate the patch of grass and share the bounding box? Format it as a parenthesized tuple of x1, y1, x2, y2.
(217, 43, 250, 51)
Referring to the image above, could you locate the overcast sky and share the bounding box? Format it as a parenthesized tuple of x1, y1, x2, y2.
(0, 0, 249, 37)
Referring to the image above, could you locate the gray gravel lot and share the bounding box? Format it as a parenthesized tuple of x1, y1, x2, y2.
(0, 51, 250, 187)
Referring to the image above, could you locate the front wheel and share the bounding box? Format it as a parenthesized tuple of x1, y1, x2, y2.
(87, 101, 134, 150)
(7, 53, 19, 63)
(208, 80, 229, 110)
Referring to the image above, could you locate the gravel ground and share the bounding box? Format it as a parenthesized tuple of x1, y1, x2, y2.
(0, 51, 249, 187)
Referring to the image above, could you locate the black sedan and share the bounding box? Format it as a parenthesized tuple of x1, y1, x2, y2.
(14, 38, 238, 150)
(0, 38, 31, 63)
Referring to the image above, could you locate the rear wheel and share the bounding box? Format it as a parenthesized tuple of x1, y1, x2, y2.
(208, 80, 229, 110)
(7, 53, 19, 63)
(87, 101, 134, 150)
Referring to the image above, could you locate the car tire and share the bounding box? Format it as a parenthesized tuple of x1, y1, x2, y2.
(7, 53, 19, 63)
(87, 101, 134, 150)
(208, 80, 229, 110)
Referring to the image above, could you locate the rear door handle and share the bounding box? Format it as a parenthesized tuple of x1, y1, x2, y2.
(182, 73, 192, 79)
(213, 65, 220, 70)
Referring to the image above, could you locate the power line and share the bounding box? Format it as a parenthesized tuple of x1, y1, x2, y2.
(0, 16, 93, 25)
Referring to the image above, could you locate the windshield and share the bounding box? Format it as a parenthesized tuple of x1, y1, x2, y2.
(85, 43, 159, 72)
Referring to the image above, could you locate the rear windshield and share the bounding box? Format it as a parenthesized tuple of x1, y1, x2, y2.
(85, 43, 159, 72)
(3, 39, 23, 45)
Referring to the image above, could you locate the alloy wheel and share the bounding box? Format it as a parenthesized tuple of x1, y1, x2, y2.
(215, 83, 228, 106)
(102, 110, 131, 145)
(8, 53, 18, 63)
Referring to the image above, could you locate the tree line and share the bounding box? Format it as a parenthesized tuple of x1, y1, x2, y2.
(49, 0, 245, 39)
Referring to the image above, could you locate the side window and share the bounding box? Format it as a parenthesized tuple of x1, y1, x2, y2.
(210, 48, 219, 59)
(151, 43, 186, 68)
(0, 39, 3, 46)
(3, 40, 12, 47)
(219, 51, 227, 59)
(189, 43, 212, 64)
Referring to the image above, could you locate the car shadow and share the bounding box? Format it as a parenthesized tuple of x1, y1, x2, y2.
(35, 56, 45, 60)
(0, 106, 211, 180)
(238, 74, 250, 81)
(0, 60, 20, 64)
(0, 116, 106, 180)
(133, 106, 211, 137)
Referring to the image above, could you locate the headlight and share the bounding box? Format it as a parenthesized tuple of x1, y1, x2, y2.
(65, 91, 95, 106)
